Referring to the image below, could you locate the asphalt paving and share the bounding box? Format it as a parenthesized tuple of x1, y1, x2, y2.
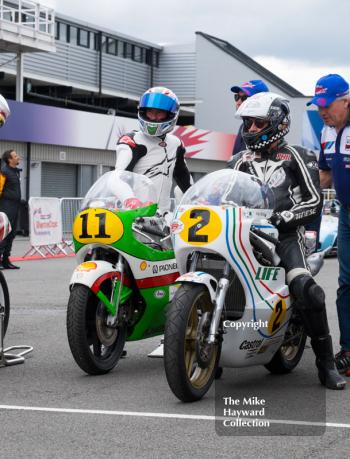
(0, 242, 349, 458)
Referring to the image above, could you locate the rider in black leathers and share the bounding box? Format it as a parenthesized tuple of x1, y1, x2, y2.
(228, 92, 345, 390)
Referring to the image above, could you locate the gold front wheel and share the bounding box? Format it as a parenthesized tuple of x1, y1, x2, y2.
(164, 284, 221, 402)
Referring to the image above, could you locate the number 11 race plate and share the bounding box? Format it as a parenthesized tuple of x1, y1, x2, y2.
(73, 209, 124, 244)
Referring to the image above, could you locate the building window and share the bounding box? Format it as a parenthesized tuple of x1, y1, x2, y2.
(107, 37, 117, 55)
(39, 12, 47, 32)
(57, 22, 69, 42)
(69, 26, 77, 45)
(94, 33, 101, 51)
(133, 46, 144, 63)
(78, 29, 90, 48)
(124, 42, 133, 59)
(145, 49, 151, 65)
(153, 51, 159, 67)
(145, 49, 159, 67)
(55, 21, 59, 40)
(100, 35, 107, 52)
(117, 40, 124, 56)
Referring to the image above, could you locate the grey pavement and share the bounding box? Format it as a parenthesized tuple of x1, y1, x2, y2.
(0, 251, 349, 458)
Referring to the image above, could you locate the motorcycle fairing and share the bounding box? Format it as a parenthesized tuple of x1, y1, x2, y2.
(70, 260, 132, 315)
(73, 205, 175, 262)
(173, 204, 293, 367)
(175, 271, 217, 302)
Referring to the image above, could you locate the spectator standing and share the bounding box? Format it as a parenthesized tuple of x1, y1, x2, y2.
(0, 149, 21, 269)
(228, 79, 269, 163)
(307, 74, 350, 374)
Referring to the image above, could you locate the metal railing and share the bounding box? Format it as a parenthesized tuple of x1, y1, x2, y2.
(0, 0, 55, 35)
(60, 197, 83, 246)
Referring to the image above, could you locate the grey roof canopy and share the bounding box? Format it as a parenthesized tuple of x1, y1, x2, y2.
(196, 31, 303, 97)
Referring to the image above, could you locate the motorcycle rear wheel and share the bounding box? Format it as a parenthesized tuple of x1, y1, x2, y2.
(264, 315, 306, 374)
(67, 284, 126, 375)
(164, 284, 221, 402)
(0, 271, 10, 337)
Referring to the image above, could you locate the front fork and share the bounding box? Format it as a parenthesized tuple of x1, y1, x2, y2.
(106, 254, 125, 327)
(207, 262, 231, 344)
(189, 252, 230, 345)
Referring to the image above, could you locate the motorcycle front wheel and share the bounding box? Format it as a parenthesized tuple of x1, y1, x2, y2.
(67, 284, 126, 375)
(164, 284, 221, 402)
(264, 314, 306, 374)
(0, 271, 10, 337)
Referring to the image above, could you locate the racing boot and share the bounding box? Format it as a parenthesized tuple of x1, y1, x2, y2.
(311, 335, 346, 390)
(290, 275, 345, 389)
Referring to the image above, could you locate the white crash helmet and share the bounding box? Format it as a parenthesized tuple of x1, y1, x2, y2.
(0, 94, 10, 127)
(138, 87, 180, 137)
(236, 92, 290, 151)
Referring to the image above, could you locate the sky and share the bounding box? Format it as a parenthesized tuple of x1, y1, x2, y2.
(43, 0, 348, 96)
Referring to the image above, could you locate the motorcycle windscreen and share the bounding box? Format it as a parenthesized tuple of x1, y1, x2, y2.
(179, 169, 275, 209)
(81, 170, 158, 211)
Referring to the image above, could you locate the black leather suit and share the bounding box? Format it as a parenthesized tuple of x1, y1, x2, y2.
(228, 141, 322, 285)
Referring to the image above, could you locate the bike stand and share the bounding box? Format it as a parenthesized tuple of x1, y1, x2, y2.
(0, 306, 33, 368)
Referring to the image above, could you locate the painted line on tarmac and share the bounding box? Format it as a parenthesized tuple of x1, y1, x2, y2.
(10, 253, 75, 262)
(0, 405, 350, 428)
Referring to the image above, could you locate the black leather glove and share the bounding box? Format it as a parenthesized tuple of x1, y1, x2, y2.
(269, 210, 295, 228)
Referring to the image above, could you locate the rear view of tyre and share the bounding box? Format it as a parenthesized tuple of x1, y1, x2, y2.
(265, 313, 306, 374)
(67, 284, 126, 375)
(164, 284, 221, 402)
(0, 271, 10, 337)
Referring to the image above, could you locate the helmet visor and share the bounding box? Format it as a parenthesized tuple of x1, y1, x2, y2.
(140, 93, 178, 113)
(242, 117, 269, 130)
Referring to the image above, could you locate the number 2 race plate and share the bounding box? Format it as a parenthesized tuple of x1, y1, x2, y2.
(179, 207, 222, 246)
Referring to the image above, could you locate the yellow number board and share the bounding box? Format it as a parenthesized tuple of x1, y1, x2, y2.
(73, 209, 124, 244)
(179, 207, 222, 246)
(268, 298, 287, 335)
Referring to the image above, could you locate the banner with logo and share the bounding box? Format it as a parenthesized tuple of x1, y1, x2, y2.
(29, 197, 62, 246)
(0, 100, 235, 161)
(173, 126, 235, 161)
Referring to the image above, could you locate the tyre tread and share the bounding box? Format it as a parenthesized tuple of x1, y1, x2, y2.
(67, 284, 125, 375)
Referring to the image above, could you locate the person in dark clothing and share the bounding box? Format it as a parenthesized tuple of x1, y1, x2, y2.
(0, 149, 21, 269)
(228, 79, 269, 162)
(229, 91, 345, 390)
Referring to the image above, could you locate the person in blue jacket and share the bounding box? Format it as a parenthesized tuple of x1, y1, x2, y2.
(308, 74, 350, 375)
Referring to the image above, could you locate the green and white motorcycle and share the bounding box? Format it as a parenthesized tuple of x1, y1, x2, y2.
(67, 170, 179, 375)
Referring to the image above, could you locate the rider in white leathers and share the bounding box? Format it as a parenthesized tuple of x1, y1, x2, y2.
(115, 87, 192, 214)
(0, 95, 10, 127)
(115, 87, 193, 357)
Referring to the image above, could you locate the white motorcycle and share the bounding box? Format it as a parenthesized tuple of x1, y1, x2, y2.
(164, 169, 324, 402)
